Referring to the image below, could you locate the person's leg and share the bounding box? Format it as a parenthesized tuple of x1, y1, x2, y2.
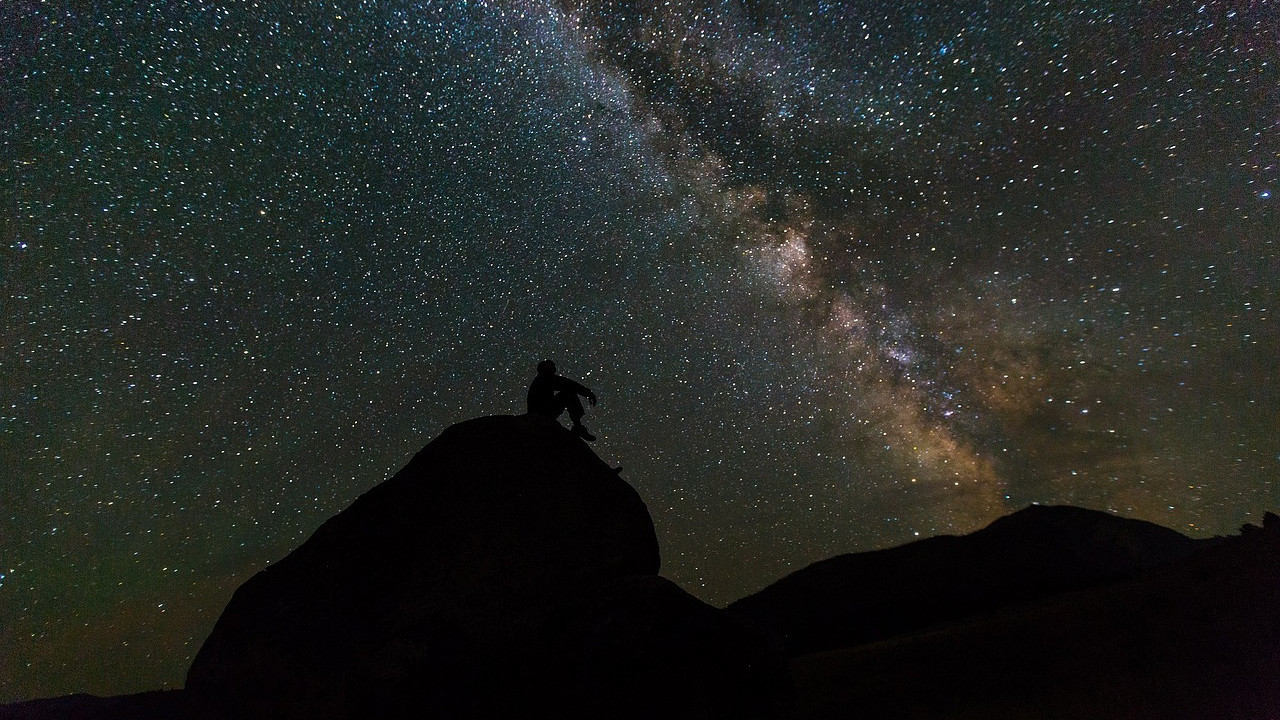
(554, 391, 594, 441)
(560, 392, 585, 424)
(549, 391, 572, 419)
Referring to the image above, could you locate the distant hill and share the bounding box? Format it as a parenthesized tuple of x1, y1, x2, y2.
(728, 504, 1211, 656)
(788, 515, 1280, 719)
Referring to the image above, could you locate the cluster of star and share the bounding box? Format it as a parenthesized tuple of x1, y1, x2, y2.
(3, 0, 1276, 703)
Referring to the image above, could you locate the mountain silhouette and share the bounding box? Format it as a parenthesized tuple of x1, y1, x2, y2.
(787, 515, 1280, 719)
(728, 504, 1209, 656)
(7, 425, 1280, 720)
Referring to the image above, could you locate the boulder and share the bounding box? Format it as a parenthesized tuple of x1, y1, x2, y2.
(186, 414, 787, 719)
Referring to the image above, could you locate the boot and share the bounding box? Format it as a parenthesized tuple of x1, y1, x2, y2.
(572, 423, 596, 442)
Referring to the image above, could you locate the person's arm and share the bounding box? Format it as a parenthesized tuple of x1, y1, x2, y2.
(556, 376, 597, 405)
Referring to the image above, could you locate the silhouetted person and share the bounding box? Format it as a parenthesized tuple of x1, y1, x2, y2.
(527, 360, 597, 441)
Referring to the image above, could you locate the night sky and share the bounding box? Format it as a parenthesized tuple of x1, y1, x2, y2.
(3, 0, 1277, 702)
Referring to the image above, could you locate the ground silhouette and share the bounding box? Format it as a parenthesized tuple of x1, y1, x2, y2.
(7, 427, 1280, 720)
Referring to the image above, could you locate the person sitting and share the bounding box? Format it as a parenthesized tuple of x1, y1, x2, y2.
(526, 359, 597, 441)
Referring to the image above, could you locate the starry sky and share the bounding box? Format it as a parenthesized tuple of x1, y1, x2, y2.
(3, 0, 1277, 702)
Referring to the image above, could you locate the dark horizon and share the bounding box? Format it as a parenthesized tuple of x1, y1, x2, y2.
(4, 0, 1277, 702)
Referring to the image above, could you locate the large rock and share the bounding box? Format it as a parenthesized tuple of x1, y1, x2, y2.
(186, 415, 787, 719)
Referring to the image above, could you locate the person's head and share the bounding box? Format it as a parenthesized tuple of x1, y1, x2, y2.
(537, 359, 556, 376)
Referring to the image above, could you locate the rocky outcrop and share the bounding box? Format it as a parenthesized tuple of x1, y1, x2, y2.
(185, 414, 788, 719)
(11, 468, 1279, 720)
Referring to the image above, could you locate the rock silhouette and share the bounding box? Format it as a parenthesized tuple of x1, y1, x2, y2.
(9, 438, 1280, 720)
(184, 414, 788, 719)
(729, 504, 1209, 656)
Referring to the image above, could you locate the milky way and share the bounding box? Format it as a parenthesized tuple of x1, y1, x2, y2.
(3, 0, 1277, 701)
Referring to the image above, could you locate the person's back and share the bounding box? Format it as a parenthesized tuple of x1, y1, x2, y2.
(526, 370, 562, 417)
(526, 360, 597, 441)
